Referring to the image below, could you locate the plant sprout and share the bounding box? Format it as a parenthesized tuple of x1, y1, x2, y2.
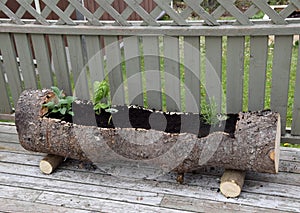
(43, 86, 76, 117)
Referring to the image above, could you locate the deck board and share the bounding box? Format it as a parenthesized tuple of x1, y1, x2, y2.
(0, 123, 300, 212)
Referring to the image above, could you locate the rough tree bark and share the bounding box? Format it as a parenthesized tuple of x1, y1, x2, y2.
(15, 89, 281, 174)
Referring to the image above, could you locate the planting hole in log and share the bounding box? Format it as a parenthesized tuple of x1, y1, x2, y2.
(16, 89, 280, 182)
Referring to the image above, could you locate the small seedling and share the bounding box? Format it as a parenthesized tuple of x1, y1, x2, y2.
(93, 80, 111, 114)
(201, 98, 227, 126)
(43, 86, 76, 117)
(93, 80, 118, 123)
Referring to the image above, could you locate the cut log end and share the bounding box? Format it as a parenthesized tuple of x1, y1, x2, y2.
(274, 113, 281, 173)
(39, 154, 64, 174)
(220, 169, 246, 198)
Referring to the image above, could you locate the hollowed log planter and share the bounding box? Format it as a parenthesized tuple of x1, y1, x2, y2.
(15, 89, 281, 175)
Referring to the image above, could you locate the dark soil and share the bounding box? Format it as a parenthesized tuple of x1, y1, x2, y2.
(48, 102, 239, 138)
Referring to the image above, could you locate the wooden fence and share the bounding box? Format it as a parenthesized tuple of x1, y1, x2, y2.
(0, 0, 300, 144)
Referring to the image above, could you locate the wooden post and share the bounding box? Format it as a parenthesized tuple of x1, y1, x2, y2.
(39, 154, 64, 174)
(220, 169, 246, 198)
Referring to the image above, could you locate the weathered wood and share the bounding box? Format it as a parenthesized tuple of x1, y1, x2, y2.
(67, 35, 90, 100)
(248, 36, 268, 111)
(1, 157, 300, 212)
(16, 89, 281, 174)
(184, 36, 200, 113)
(31, 34, 54, 89)
(0, 33, 23, 105)
(123, 36, 144, 106)
(39, 154, 64, 174)
(270, 35, 293, 134)
(1, 23, 300, 36)
(1, 128, 300, 213)
(220, 169, 246, 198)
(49, 35, 72, 95)
(163, 36, 181, 112)
(104, 36, 125, 105)
(142, 36, 162, 110)
(205, 36, 222, 113)
(85, 35, 105, 84)
(0, 61, 11, 114)
(292, 36, 300, 135)
(14, 33, 37, 89)
(226, 36, 245, 113)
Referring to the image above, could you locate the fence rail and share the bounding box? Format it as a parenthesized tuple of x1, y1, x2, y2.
(0, 0, 300, 144)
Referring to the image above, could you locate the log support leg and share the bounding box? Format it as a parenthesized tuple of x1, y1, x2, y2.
(220, 169, 246, 198)
(39, 154, 64, 174)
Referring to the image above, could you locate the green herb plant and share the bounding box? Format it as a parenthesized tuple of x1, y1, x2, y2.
(93, 80, 118, 124)
(43, 86, 76, 117)
(201, 97, 228, 126)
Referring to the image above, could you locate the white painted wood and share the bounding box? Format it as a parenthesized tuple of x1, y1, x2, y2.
(142, 36, 162, 110)
(104, 36, 125, 105)
(163, 36, 181, 112)
(14, 33, 37, 89)
(184, 36, 201, 113)
(271, 35, 294, 134)
(248, 36, 268, 111)
(31, 34, 54, 89)
(0, 33, 23, 106)
(42, 0, 75, 25)
(67, 35, 90, 100)
(226, 36, 245, 113)
(49, 35, 72, 95)
(123, 36, 144, 106)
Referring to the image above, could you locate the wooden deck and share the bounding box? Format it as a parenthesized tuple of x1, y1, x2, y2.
(0, 122, 299, 213)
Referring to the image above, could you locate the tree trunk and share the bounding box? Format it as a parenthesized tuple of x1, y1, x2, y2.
(15, 89, 281, 174)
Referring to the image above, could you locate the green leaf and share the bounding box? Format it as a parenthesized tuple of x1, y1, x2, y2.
(52, 108, 60, 113)
(68, 111, 75, 116)
(43, 101, 55, 108)
(51, 86, 62, 97)
(60, 108, 67, 115)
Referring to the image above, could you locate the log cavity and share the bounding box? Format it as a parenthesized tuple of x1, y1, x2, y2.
(48, 102, 238, 138)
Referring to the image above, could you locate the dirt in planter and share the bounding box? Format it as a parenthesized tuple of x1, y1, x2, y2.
(51, 102, 238, 138)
